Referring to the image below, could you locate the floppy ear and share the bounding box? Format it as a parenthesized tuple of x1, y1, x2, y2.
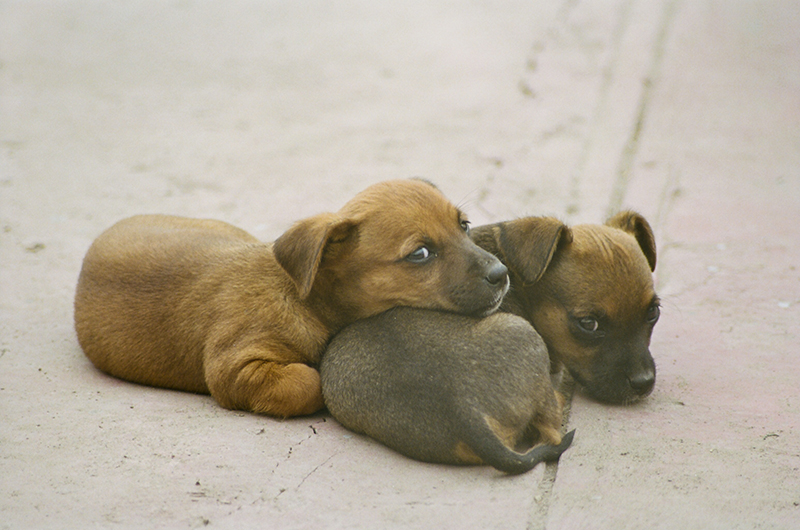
(273, 213, 357, 299)
(472, 217, 571, 285)
(606, 210, 656, 271)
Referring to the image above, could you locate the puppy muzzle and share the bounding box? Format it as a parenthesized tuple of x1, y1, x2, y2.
(480, 275, 510, 317)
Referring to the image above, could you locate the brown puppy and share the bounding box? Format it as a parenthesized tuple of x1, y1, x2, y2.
(74, 179, 509, 417)
(321, 307, 575, 474)
(470, 211, 659, 404)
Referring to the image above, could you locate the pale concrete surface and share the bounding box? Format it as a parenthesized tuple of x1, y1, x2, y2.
(1, 1, 798, 529)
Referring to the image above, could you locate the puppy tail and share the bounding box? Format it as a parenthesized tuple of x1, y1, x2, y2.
(465, 418, 575, 475)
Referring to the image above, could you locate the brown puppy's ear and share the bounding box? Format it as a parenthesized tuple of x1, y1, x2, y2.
(481, 217, 571, 285)
(606, 211, 657, 271)
(273, 213, 357, 299)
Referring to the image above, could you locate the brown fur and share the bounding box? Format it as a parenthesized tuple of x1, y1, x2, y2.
(471, 211, 660, 404)
(74, 179, 509, 417)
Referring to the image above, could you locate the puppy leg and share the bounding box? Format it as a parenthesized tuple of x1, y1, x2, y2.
(206, 348, 324, 417)
(531, 393, 567, 446)
(536, 424, 563, 447)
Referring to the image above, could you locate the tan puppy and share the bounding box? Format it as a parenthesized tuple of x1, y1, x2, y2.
(470, 211, 659, 404)
(74, 179, 509, 417)
(322, 307, 575, 474)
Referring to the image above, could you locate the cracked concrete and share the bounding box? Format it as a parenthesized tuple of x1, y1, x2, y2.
(2, 1, 799, 528)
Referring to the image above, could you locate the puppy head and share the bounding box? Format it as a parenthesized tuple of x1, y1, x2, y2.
(275, 179, 509, 325)
(477, 212, 659, 404)
(531, 212, 659, 404)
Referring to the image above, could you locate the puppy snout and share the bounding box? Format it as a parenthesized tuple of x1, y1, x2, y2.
(485, 261, 508, 286)
(628, 369, 655, 395)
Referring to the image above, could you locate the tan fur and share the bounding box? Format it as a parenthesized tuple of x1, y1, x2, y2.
(453, 442, 483, 465)
(74, 179, 509, 417)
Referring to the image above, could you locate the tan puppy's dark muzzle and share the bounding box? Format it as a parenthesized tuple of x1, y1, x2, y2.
(486, 261, 509, 285)
(443, 239, 509, 317)
(74, 179, 506, 418)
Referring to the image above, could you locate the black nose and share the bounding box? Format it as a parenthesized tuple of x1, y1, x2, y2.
(628, 370, 655, 395)
(485, 261, 508, 285)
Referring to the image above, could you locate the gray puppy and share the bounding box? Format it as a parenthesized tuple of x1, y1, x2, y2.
(321, 307, 574, 474)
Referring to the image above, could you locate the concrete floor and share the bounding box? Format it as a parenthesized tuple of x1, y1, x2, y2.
(1, 1, 798, 528)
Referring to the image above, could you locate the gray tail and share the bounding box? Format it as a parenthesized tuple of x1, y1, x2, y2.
(465, 417, 576, 475)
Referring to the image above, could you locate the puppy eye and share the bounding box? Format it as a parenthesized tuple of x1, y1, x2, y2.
(578, 316, 599, 333)
(406, 246, 434, 264)
(460, 220, 471, 233)
(646, 304, 661, 324)
(571, 314, 605, 342)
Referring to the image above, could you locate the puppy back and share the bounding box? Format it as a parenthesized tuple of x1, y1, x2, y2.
(74, 215, 264, 392)
(321, 307, 565, 470)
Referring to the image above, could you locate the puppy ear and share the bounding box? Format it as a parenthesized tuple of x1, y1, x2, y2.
(606, 211, 657, 271)
(273, 213, 356, 299)
(475, 217, 571, 285)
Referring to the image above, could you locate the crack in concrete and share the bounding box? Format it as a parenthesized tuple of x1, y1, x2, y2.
(270, 418, 328, 479)
(566, 0, 635, 218)
(606, 0, 680, 219)
(528, 375, 576, 530)
(295, 454, 336, 492)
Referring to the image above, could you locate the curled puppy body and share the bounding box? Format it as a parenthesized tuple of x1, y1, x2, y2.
(74, 179, 508, 418)
(321, 307, 575, 474)
(471, 211, 660, 404)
